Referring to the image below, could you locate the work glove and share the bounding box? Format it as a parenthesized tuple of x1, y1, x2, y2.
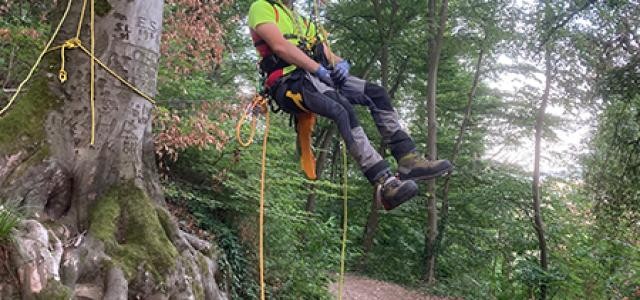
(314, 65, 333, 87)
(331, 60, 351, 86)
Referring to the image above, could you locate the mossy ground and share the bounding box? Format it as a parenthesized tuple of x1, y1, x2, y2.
(34, 280, 73, 300)
(0, 76, 59, 155)
(89, 182, 178, 281)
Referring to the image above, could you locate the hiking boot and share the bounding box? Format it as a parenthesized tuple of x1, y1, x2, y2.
(376, 175, 419, 211)
(397, 152, 454, 181)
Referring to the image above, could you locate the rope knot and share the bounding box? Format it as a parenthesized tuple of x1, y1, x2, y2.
(62, 38, 82, 49)
(57, 38, 82, 83)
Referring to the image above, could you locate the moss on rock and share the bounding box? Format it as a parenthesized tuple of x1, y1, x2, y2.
(89, 182, 178, 281)
(95, 0, 112, 16)
(193, 278, 204, 300)
(34, 280, 73, 300)
(0, 76, 60, 155)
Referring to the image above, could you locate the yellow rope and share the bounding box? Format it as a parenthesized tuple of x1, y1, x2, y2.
(259, 107, 270, 300)
(90, 0, 95, 145)
(338, 141, 348, 300)
(0, 0, 73, 116)
(76, 44, 157, 105)
(76, 0, 87, 39)
(235, 96, 264, 147)
(1, 0, 156, 145)
(234, 95, 270, 300)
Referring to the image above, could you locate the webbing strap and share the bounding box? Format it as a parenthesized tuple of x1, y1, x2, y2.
(253, 33, 300, 47)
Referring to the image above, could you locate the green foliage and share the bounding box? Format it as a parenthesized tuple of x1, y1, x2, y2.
(582, 95, 640, 298)
(34, 280, 73, 300)
(584, 96, 640, 227)
(0, 3, 50, 103)
(0, 200, 21, 242)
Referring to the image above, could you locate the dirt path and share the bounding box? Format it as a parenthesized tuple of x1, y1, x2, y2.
(329, 274, 452, 300)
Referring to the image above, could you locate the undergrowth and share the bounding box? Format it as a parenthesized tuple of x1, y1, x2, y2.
(0, 199, 21, 242)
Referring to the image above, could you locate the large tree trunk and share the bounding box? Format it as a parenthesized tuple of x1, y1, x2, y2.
(424, 0, 448, 285)
(532, 42, 551, 300)
(0, 1, 228, 299)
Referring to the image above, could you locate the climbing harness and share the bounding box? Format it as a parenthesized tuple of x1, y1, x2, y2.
(0, 0, 156, 145)
(250, 0, 333, 181)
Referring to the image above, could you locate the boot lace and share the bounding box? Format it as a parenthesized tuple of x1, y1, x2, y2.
(382, 176, 400, 191)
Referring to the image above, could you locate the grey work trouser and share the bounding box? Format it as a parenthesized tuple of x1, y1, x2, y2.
(273, 72, 416, 183)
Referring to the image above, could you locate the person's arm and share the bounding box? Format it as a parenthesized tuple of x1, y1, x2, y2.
(254, 23, 321, 73)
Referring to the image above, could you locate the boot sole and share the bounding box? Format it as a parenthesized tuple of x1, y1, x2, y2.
(380, 182, 419, 211)
(398, 165, 454, 182)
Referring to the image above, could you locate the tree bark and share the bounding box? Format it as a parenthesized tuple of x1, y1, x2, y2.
(532, 41, 552, 300)
(435, 48, 484, 262)
(424, 0, 448, 285)
(305, 125, 336, 212)
(0, 1, 228, 299)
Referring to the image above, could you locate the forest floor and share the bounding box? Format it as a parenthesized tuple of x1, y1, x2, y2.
(329, 274, 454, 300)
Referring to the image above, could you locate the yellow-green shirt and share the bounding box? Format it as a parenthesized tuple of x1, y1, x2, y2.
(248, 0, 318, 47)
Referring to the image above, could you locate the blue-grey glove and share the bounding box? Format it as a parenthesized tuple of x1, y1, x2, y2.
(314, 65, 333, 87)
(331, 60, 351, 86)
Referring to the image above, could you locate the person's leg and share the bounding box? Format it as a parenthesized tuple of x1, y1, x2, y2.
(340, 76, 416, 160)
(274, 74, 418, 210)
(297, 76, 388, 183)
(340, 76, 454, 181)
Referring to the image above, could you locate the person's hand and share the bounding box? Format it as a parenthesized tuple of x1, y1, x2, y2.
(314, 65, 333, 87)
(331, 60, 350, 86)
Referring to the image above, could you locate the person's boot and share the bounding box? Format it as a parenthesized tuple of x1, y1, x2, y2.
(375, 174, 419, 210)
(397, 152, 454, 181)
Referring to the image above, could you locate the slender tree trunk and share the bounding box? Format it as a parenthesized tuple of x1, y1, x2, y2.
(435, 48, 484, 257)
(532, 44, 551, 300)
(360, 25, 389, 257)
(361, 41, 404, 262)
(305, 126, 336, 212)
(424, 0, 448, 285)
(361, 187, 381, 265)
(0, 1, 227, 298)
(360, 0, 386, 258)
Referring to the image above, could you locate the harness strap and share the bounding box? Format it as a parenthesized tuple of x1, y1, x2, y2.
(253, 33, 300, 47)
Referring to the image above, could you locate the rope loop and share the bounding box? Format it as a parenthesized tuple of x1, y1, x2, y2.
(59, 69, 68, 83)
(236, 94, 269, 148)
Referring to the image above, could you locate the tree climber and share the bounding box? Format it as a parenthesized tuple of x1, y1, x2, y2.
(248, 0, 454, 210)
